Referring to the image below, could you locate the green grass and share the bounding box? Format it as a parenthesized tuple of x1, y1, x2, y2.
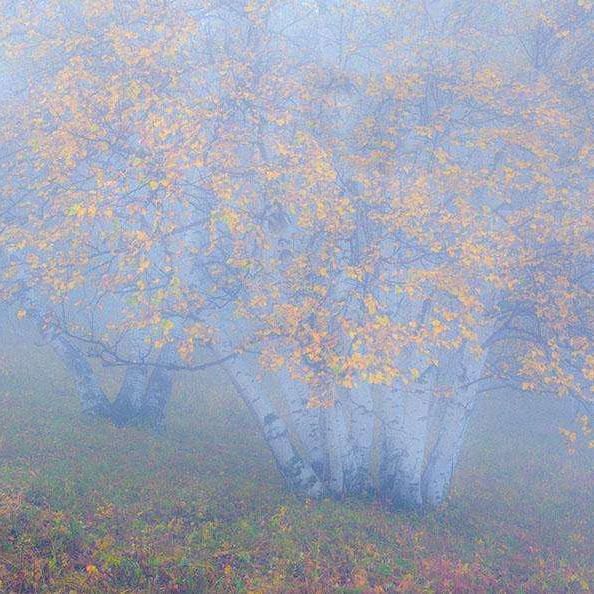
(0, 318, 592, 593)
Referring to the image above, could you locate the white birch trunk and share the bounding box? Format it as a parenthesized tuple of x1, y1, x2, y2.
(378, 384, 403, 498)
(279, 371, 326, 476)
(143, 345, 176, 430)
(377, 296, 434, 507)
(421, 345, 489, 508)
(220, 353, 325, 498)
(111, 364, 150, 426)
(393, 384, 432, 508)
(46, 332, 112, 417)
(322, 399, 349, 497)
(342, 384, 375, 495)
(117, 364, 150, 409)
(421, 393, 474, 508)
(380, 374, 433, 509)
(28, 308, 111, 416)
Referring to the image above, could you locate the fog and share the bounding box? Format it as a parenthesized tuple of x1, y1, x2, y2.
(0, 1, 592, 592)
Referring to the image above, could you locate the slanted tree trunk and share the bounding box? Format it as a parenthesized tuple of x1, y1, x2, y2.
(421, 347, 488, 508)
(421, 394, 474, 508)
(277, 370, 326, 476)
(29, 307, 111, 416)
(220, 352, 325, 498)
(30, 305, 176, 428)
(49, 333, 113, 418)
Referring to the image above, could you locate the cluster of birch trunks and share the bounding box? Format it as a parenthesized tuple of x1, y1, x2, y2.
(222, 346, 488, 510)
(39, 311, 492, 511)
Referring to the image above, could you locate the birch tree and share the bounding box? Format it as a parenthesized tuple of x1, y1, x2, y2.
(0, 0, 591, 508)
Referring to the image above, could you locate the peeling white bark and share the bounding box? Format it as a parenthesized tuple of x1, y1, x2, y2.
(380, 369, 433, 509)
(279, 370, 325, 475)
(421, 347, 488, 508)
(220, 352, 325, 498)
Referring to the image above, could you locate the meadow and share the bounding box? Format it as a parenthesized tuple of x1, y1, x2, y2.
(0, 316, 592, 593)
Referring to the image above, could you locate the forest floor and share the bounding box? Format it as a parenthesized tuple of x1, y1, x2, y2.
(0, 315, 592, 593)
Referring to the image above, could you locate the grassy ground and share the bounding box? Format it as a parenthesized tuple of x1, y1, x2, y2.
(0, 315, 592, 593)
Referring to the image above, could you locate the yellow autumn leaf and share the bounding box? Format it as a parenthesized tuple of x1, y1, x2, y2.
(364, 293, 378, 315)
